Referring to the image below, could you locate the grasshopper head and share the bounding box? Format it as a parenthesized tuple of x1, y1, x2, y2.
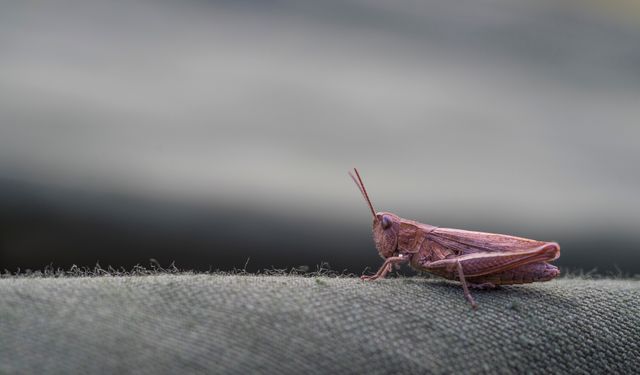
(349, 168, 400, 259)
(372, 211, 400, 258)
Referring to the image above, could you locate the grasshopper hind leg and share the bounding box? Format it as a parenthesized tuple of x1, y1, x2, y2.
(456, 260, 478, 309)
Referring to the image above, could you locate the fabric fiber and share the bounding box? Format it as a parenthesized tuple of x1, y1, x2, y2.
(0, 275, 638, 374)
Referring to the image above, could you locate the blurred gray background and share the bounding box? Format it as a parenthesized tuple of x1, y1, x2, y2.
(1, 0, 639, 274)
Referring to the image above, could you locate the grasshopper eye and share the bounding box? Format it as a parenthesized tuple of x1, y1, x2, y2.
(381, 215, 392, 229)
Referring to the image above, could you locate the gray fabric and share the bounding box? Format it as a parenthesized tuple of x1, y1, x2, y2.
(0, 275, 638, 374)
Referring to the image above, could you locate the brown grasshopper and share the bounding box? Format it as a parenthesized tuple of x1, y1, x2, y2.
(349, 168, 560, 308)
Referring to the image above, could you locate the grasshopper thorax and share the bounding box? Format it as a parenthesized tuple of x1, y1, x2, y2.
(373, 212, 400, 259)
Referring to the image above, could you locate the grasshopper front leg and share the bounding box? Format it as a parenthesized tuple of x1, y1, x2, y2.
(361, 255, 408, 281)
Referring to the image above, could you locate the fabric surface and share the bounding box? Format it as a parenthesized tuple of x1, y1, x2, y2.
(0, 275, 638, 374)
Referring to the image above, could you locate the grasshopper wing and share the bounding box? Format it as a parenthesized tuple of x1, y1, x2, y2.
(424, 228, 560, 277)
(429, 228, 554, 256)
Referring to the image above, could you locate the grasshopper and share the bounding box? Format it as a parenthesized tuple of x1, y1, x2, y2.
(349, 168, 560, 308)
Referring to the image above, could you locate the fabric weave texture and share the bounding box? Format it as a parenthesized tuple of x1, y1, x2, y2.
(0, 275, 638, 374)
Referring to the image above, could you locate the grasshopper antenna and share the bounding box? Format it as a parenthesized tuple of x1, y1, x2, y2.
(349, 168, 377, 220)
